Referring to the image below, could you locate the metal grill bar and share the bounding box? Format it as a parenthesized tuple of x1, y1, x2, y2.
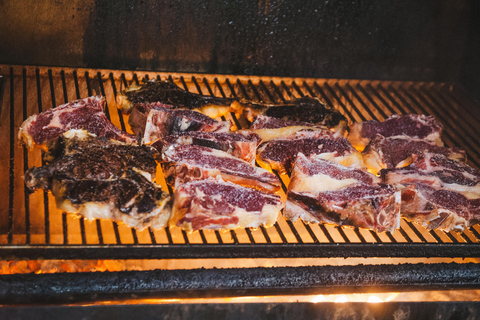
(2, 66, 480, 259)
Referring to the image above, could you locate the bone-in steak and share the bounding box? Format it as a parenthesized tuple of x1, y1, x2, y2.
(132, 104, 230, 144)
(162, 144, 281, 194)
(232, 97, 347, 131)
(24, 130, 171, 230)
(19, 96, 137, 150)
(171, 179, 283, 231)
(363, 135, 466, 175)
(285, 153, 400, 233)
(156, 130, 261, 165)
(382, 153, 480, 231)
(249, 115, 343, 142)
(257, 130, 365, 174)
(117, 80, 234, 119)
(348, 114, 443, 151)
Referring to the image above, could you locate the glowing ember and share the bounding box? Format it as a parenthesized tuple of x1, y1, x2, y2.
(367, 295, 383, 303)
(334, 295, 349, 303)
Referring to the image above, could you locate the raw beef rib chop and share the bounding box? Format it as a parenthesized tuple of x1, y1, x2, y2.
(162, 144, 281, 194)
(362, 135, 466, 175)
(249, 115, 343, 142)
(19, 96, 137, 150)
(257, 130, 365, 174)
(381, 153, 480, 231)
(24, 130, 171, 230)
(156, 131, 261, 165)
(348, 114, 443, 151)
(171, 179, 283, 231)
(130, 104, 230, 144)
(285, 153, 401, 233)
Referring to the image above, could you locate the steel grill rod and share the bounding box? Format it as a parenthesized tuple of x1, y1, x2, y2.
(22, 69, 31, 244)
(396, 85, 480, 167)
(84, 71, 105, 245)
(8, 68, 15, 244)
(60, 70, 69, 245)
(441, 86, 480, 127)
(0, 73, 5, 117)
(34, 69, 51, 245)
(409, 85, 480, 164)
(47, 69, 60, 244)
(421, 85, 480, 143)
(419, 85, 480, 149)
(71, 71, 87, 245)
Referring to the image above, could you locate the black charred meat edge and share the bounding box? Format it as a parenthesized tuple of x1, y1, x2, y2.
(124, 80, 233, 109)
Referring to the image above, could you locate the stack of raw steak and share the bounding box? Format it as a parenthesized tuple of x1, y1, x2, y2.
(348, 114, 478, 232)
(285, 153, 401, 233)
(18, 78, 480, 234)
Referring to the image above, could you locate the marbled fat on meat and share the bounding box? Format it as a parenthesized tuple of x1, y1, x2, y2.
(382, 153, 480, 231)
(162, 144, 281, 194)
(156, 131, 260, 164)
(348, 114, 444, 151)
(363, 135, 466, 175)
(171, 179, 283, 230)
(18, 96, 137, 150)
(249, 115, 343, 142)
(257, 130, 365, 174)
(141, 106, 231, 144)
(285, 154, 400, 232)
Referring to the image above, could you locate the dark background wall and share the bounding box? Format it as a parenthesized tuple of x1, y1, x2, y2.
(0, 0, 478, 95)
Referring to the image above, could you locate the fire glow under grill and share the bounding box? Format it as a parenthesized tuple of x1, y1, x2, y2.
(2, 65, 480, 259)
(2, 65, 480, 304)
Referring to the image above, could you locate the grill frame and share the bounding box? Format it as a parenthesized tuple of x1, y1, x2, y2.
(2, 65, 480, 260)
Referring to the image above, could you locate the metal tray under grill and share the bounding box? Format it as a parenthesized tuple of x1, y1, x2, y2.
(2, 65, 480, 260)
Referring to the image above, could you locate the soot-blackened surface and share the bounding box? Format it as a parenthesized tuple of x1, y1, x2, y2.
(125, 81, 233, 108)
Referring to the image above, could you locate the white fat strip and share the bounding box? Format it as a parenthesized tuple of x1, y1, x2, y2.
(179, 117, 190, 131)
(201, 147, 238, 160)
(63, 129, 96, 140)
(443, 183, 480, 200)
(290, 172, 358, 193)
(194, 188, 207, 201)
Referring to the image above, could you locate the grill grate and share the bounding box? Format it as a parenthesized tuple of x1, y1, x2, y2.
(2, 65, 480, 260)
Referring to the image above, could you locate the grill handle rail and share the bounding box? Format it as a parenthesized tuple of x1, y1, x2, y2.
(1, 263, 479, 305)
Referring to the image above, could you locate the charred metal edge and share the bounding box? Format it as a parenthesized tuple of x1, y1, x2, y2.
(1, 243, 480, 260)
(0, 263, 479, 305)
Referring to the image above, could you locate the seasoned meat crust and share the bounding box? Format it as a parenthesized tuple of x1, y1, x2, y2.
(117, 80, 234, 119)
(25, 130, 171, 230)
